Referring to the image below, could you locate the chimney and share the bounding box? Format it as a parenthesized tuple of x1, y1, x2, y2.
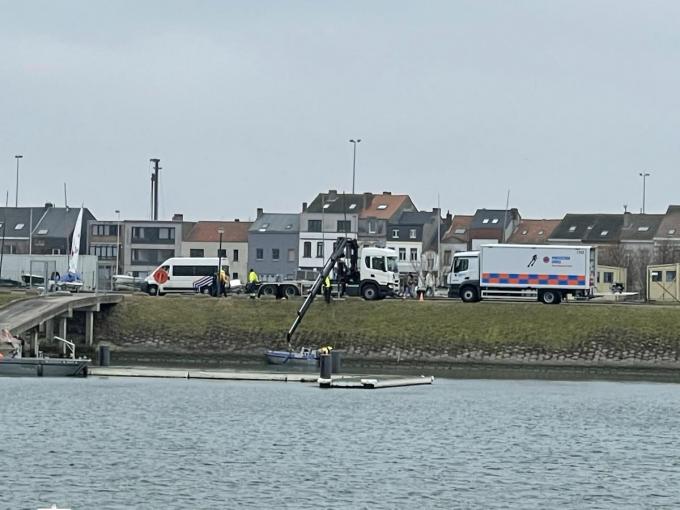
(302, 202, 307, 212)
(172, 213, 183, 222)
(383, 191, 391, 195)
(44, 202, 54, 208)
(623, 211, 632, 228)
(328, 189, 338, 201)
(234, 218, 240, 222)
(257, 207, 264, 219)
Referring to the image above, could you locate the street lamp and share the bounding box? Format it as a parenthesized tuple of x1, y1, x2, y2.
(216, 227, 225, 297)
(639, 172, 650, 214)
(14, 155, 23, 207)
(114, 210, 121, 281)
(349, 139, 361, 194)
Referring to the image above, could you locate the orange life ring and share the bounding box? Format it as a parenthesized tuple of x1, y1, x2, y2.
(153, 268, 169, 284)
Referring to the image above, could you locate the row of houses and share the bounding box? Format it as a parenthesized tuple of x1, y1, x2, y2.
(2, 196, 680, 299)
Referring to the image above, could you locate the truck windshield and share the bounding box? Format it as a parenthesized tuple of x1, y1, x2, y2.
(386, 256, 398, 272)
(453, 258, 469, 273)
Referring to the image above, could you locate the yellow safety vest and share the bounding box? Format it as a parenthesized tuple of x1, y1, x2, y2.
(248, 271, 259, 283)
(324, 276, 331, 288)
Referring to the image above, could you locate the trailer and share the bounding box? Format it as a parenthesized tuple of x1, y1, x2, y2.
(447, 244, 597, 304)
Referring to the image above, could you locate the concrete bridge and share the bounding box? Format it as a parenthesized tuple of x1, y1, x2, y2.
(0, 293, 123, 355)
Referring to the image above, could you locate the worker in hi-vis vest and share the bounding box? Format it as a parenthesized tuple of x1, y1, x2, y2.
(323, 274, 332, 304)
(247, 268, 259, 293)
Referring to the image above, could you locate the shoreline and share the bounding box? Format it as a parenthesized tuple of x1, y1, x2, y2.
(97, 350, 680, 384)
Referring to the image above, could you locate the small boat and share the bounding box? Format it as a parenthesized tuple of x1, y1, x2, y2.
(265, 346, 319, 365)
(113, 274, 144, 291)
(0, 329, 90, 377)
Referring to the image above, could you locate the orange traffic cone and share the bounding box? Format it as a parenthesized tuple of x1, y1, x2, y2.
(419, 290, 424, 302)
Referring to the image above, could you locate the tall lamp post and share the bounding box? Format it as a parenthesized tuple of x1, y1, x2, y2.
(639, 172, 650, 213)
(114, 210, 121, 285)
(349, 139, 361, 194)
(14, 155, 23, 207)
(216, 227, 224, 297)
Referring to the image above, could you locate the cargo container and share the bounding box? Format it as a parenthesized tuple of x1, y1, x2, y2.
(447, 244, 597, 304)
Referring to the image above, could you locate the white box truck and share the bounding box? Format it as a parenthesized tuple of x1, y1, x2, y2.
(447, 244, 597, 304)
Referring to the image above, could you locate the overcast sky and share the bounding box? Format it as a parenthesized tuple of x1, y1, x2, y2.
(2, 1, 679, 222)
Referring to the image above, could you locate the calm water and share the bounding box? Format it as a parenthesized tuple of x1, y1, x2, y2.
(2, 377, 680, 509)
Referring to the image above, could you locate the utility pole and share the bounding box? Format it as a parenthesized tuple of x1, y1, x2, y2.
(14, 155, 23, 207)
(150, 158, 161, 220)
(639, 172, 650, 214)
(349, 139, 361, 194)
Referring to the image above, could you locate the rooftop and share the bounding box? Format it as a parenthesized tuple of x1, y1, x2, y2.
(249, 213, 299, 233)
(507, 219, 560, 244)
(186, 220, 252, 242)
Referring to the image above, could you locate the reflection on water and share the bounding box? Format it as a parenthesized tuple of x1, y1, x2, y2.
(3, 377, 680, 509)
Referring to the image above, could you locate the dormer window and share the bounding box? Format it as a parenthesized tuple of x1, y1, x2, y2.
(392, 229, 399, 238)
(323, 203, 330, 209)
(568, 226, 576, 232)
(37, 229, 48, 235)
(600, 230, 608, 236)
(377, 204, 388, 210)
(349, 204, 357, 210)
(637, 226, 649, 232)
(537, 230, 544, 235)
(482, 218, 490, 224)
(669, 229, 676, 235)
(491, 218, 499, 224)
(14, 223, 24, 230)
(454, 228, 466, 234)
(521, 230, 528, 235)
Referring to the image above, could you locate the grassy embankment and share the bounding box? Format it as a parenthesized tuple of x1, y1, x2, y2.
(101, 295, 680, 354)
(0, 291, 28, 308)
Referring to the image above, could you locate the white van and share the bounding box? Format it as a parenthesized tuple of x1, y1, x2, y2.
(142, 257, 230, 295)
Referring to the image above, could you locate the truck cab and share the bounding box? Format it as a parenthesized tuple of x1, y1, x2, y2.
(447, 251, 480, 300)
(358, 246, 400, 299)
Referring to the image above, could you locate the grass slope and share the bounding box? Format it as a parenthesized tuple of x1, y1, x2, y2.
(103, 295, 680, 352)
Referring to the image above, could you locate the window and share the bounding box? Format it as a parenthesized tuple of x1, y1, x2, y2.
(392, 229, 399, 238)
(371, 256, 386, 271)
(409, 228, 416, 239)
(232, 249, 239, 262)
(92, 224, 116, 236)
(308, 220, 322, 232)
(637, 226, 649, 232)
(303, 242, 311, 258)
(14, 223, 24, 230)
(651, 271, 662, 282)
(323, 203, 330, 209)
(316, 242, 324, 258)
(603, 272, 614, 284)
(288, 249, 295, 262)
(537, 230, 544, 235)
(600, 230, 608, 236)
(568, 226, 577, 232)
(190, 249, 204, 257)
(368, 220, 376, 234)
(453, 258, 469, 273)
(410, 248, 418, 261)
(349, 204, 357, 210)
(454, 228, 466, 235)
(399, 248, 406, 261)
(51, 248, 61, 255)
(521, 230, 528, 235)
(377, 204, 388, 210)
(89, 245, 118, 259)
(159, 227, 175, 240)
(37, 229, 48, 235)
(132, 227, 145, 239)
(218, 249, 227, 258)
(444, 250, 452, 266)
(256, 248, 264, 260)
(491, 218, 499, 224)
(669, 229, 676, 235)
(482, 218, 489, 224)
(337, 220, 351, 232)
(667, 271, 677, 283)
(272, 248, 280, 260)
(233, 272, 238, 279)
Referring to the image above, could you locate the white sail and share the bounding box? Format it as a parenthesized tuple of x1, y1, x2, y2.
(68, 207, 83, 275)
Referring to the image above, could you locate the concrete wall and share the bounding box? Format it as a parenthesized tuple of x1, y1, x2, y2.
(247, 232, 299, 281)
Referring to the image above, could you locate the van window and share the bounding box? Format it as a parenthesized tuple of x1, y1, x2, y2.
(453, 258, 469, 273)
(365, 256, 371, 269)
(173, 265, 194, 277)
(194, 265, 215, 277)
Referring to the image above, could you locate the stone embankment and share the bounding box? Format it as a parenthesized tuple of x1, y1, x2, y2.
(82, 294, 680, 380)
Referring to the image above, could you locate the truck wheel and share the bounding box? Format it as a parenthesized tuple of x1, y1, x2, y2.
(361, 283, 379, 300)
(283, 285, 298, 298)
(540, 290, 561, 305)
(260, 285, 275, 297)
(460, 286, 478, 303)
(147, 285, 159, 296)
